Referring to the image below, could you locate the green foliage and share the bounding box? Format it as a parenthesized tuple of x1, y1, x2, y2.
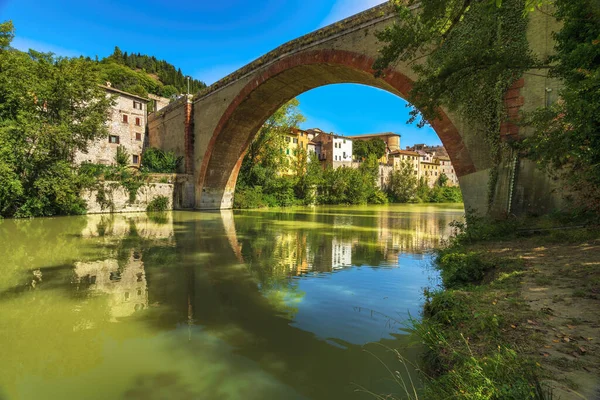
(141, 147, 182, 173)
(104, 46, 206, 96)
(161, 85, 179, 98)
(317, 161, 385, 205)
(0, 20, 14, 48)
(388, 164, 462, 204)
(437, 251, 493, 288)
(375, 0, 536, 208)
(521, 0, 600, 214)
(123, 83, 148, 98)
(146, 195, 169, 212)
(115, 145, 130, 167)
(352, 138, 387, 160)
(0, 21, 112, 217)
(388, 160, 419, 202)
(98, 61, 160, 95)
(437, 172, 448, 187)
(410, 234, 547, 399)
(235, 100, 305, 208)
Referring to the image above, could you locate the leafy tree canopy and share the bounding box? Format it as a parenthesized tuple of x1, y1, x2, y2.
(101, 46, 206, 97)
(353, 138, 387, 160)
(0, 21, 112, 217)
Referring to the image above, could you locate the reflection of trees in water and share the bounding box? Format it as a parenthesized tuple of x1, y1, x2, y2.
(234, 208, 459, 288)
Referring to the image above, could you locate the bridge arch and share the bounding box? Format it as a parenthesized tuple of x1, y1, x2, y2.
(197, 49, 476, 210)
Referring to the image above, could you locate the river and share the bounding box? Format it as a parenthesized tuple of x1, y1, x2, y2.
(0, 204, 463, 400)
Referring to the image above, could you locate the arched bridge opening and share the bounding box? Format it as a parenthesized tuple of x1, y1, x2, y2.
(196, 50, 476, 210)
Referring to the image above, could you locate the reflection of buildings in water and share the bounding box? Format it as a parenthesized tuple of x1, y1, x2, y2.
(80, 214, 174, 240)
(273, 232, 311, 276)
(269, 211, 457, 275)
(373, 211, 456, 263)
(331, 238, 352, 270)
(74, 250, 148, 321)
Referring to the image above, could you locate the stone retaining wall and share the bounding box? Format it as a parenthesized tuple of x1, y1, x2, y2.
(82, 174, 195, 214)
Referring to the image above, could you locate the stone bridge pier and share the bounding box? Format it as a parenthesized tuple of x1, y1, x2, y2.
(148, 3, 563, 216)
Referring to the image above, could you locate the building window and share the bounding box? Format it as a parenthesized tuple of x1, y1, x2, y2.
(132, 155, 139, 164)
(136, 132, 142, 141)
(135, 117, 141, 126)
(133, 101, 143, 110)
(286, 149, 290, 155)
(293, 138, 298, 144)
(285, 137, 290, 143)
(109, 135, 119, 144)
(122, 114, 128, 123)
(343, 140, 346, 144)
(343, 152, 346, 158)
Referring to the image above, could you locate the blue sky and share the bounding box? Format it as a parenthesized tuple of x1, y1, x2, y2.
(0, 0, 440, 147)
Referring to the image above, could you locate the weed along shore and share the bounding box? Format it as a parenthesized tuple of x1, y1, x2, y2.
(410, 215, 600, 400)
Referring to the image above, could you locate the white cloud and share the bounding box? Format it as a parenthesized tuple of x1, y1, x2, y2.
(11, 37, 82, 57)
(320, 0, 387, 27)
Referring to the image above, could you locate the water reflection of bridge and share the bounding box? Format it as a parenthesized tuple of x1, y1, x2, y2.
(0, 208, 459, 399)
(70, 209, 445, 397)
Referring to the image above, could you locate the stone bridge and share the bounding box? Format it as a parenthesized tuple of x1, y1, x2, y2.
(148, 2, 562, 216)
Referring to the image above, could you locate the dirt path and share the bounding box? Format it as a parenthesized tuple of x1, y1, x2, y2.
(477, 236, 600, 400)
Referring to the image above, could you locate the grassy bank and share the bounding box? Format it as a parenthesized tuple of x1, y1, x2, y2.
(408, 213, 600, 400)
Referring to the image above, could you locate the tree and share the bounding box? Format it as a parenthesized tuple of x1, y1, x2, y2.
(353, 138, 387, 160)
(388, 160, 419, 203)
(0, 21, 112, 217)
(235, 99, 306, 208)
(437, 173, 449, 187)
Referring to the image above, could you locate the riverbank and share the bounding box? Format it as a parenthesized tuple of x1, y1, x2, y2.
(415, 218, 600, 399)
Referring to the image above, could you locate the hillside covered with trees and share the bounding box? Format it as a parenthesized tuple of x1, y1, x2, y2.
(97, 46, 207, 101)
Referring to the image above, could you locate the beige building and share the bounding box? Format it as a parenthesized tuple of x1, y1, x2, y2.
(437, 156, 459, 186)
(389, 149, 420, 177)
(75, 84, 149, 167)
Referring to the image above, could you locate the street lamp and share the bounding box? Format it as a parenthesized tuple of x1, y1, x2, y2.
(186, 76, 190, 95)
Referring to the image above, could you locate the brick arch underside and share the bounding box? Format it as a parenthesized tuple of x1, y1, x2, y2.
(197, 50, 476, 208)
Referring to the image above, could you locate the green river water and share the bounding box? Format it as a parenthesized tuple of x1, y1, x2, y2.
(0, 204, 464, 400)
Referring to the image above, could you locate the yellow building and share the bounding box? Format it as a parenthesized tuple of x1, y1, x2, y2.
(421, 160, 440, 187)
(389, 149, 420, 177)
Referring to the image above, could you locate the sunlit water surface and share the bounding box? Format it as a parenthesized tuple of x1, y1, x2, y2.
(0, 204, 463, 400)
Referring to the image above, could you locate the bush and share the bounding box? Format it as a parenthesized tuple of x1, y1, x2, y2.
(234, 186, 266, 209)
(146, 195, 169, 212)
(141, 147, 182, 173)
(437, 251, 493, 288)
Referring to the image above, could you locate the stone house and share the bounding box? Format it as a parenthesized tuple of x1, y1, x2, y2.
(74, 84, 149, 167)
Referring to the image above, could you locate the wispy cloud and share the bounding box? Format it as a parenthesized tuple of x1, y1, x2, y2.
(320, 0, 387, 27)
(11, 37, 83, 57)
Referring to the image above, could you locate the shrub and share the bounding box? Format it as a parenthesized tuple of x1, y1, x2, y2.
(437, 252, 493, 288)
(146, 195, 169, 212)
(233, 186, 266, 209)
(141, 147, 182, 173)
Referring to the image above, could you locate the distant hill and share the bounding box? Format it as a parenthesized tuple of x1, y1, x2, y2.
(98, 46, 207, 101)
